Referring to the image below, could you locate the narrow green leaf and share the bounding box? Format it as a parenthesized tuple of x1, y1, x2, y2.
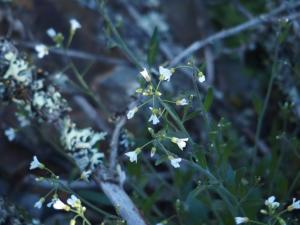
(278, 22, 291, 44)
(183, 110, 201, 122)
(147, 27, 159, 66)
(194, 150, 208, 168)
(204, 87, 214, 112)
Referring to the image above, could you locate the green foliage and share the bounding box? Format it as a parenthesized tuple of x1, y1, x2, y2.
(147, 28, 159, 66)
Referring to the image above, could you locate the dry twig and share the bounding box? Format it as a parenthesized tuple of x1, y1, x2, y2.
(170, 2, 300, 66)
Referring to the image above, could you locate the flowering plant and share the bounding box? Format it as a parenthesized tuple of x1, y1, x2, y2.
(1, 1, 300, 225)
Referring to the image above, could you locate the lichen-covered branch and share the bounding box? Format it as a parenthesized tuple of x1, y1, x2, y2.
(94, 170, 148, 225)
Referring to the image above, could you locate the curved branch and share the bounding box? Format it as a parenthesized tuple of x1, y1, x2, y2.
(109, 116, 126, 170)
(93, 170, 147, 225)
(170, 2, 300, 66)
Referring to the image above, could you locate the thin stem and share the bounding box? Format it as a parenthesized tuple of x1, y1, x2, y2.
(156, 140, 243, 217)
(140, 140, 155, 150)
(70, 62, 109, 116)
(158, 97, 192, 141)
(66, 30, 75, 49)
(249, 220, 267, 225)
(57, 181, 119, 219)
(252, 37, 280, 171)
(96, 0, 142, 69)
(287, 171, 300, 198)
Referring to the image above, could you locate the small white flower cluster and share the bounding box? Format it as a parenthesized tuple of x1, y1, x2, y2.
(263, 195, 300, 212)
(125, 66, 192, 168)
(125, 136, 187, 168)
(61, 117, 107, 178)
(235, 195, 300, 224)
(264, 196, 280, 210)
(30, 157, 89, 223)
(51, 195, 81, 211)
(34, 44, 49, 59)
(127, 66, 201, 125)
(34, 19, 82, 58)
(127, 66, 184, 125)
(34, 194, 88, 224)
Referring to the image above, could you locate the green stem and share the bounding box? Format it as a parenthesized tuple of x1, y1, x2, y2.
(156, 140, 243, 217)
(158, 97, 191, 141)
(252, 40, 280, 171)
(96, 0, 142, 69)
(70, 62, 109, 116)
(57, 181, 119, 219)
(249, 220, 267, 225)
(66, 30, 74, 49)
(287, 171, 300, 198)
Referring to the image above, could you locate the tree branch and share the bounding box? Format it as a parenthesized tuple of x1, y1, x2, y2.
(93, 168, 147, 225)
(109, 116, 126, 170)
(170, 2, 300, 66)
(15, 40, 128, 65)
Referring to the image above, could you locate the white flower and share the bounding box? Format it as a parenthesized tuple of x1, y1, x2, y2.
(125, 149, 141, 163)
(198, 76, 205, 83)
(288, 198, 300, 211)
(46, 28, 56, 37)
(140, 68, 151, 82)
(176, 98, 188, 106)
(149, 113, 160, 125)
(150, 147, 156, 158)
(70, 19, 81, 31)
(198, 71, 206, 83)
(35, 44, 49, 58)
(149, 107, 160, 125)
(67, 195, 81, 208)
(127, 107, 138, 119)
(235, 217, 249, 224)
(30, 156, 44, 170)
(159, 66, 173, 81)
(265, 196, 280, 209)
(169, 156, 182, 168)
(53, 199, 69, 211)
(4, 127, 15, 141)
(34, 198, 45, 209)
(47, 198, 56, 208)
(171, 137, 189, 150)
